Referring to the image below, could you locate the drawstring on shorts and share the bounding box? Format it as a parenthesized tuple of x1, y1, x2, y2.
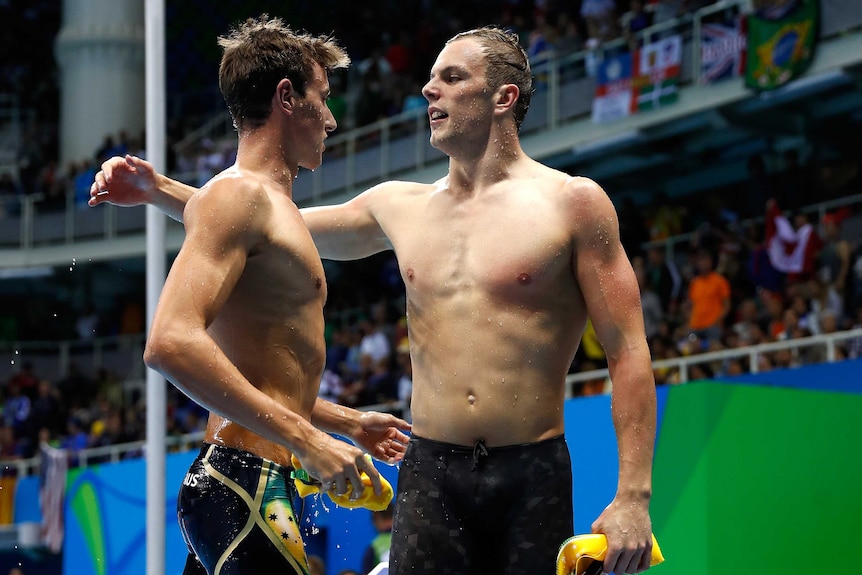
(471, 439, 488, 471)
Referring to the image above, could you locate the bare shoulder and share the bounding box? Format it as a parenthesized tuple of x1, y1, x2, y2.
(359, 179, 435, 203)
(352, 179, 436, 218)
(184, 171, 273, 234)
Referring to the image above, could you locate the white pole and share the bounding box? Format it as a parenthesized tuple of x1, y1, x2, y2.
(145, 1, 167, 574)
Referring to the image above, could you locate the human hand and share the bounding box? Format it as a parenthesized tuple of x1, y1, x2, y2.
(350, 411, 411, 464)
(89, 154, 158, 208)
(295, 432, 385, 500)
(591, 497, 653, 574)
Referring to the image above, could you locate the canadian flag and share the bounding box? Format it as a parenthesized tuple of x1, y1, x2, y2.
(765, 201, 821, 277)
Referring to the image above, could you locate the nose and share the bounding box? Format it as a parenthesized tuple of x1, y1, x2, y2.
(421, 79, 437, 102)
(324, 104, 337, 133)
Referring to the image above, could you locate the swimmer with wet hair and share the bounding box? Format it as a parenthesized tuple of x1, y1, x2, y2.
(93, 24, 655, 575)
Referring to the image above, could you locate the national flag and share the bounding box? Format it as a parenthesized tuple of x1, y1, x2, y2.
(39, 443, 67, 553)
(592, 52, 634, 124)
(633, 35, 682, 111)
(700, 19, 747, 84)
(745, 0, 818, 91)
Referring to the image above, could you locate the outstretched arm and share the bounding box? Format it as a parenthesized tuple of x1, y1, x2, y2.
(300, 182, 395, 260)
(90, 154, 395, 262)
(89, 155, 197, 222)
(570, 178, 656, 574)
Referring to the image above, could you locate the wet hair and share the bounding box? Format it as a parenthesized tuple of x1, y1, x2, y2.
(217, 15, 350, 132)
(446, 26, 533, 129)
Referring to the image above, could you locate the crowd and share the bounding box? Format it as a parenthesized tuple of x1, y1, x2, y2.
(1, 0, 733, 214)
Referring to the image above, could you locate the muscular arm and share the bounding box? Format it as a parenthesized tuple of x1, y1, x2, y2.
(144, 179, 324, 453)
(90, 155, 394, 260)
(571, 178, 656, 573)
(301, 182, 394, 260)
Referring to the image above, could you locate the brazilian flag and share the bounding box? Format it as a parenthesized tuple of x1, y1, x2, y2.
(745, 0, 818, 91)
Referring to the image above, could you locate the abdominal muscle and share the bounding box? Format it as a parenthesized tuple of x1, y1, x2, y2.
(200, 305, 325, 467)
(406, 299, 583, 447)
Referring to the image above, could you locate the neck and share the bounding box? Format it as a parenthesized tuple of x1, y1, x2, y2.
(234, 126, 299, 194)
(445, 124, 526, 192)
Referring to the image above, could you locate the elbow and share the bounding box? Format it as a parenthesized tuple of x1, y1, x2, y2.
(143, 329, 188, 375)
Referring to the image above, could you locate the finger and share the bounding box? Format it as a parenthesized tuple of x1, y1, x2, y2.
(127, 154, 149, 174)
(622, 549, 645, 575)
(392, 434, 409, 449)
(601, 548, 622, 575)
(360, 456, 383, 497)
(342, 469, 363, 499)
(333, 477, 348, 496)
(637, 541, 653, 572)
(607, 549, 636, 575)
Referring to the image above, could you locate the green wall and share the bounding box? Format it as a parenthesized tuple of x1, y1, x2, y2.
(651, 382, 862, 575)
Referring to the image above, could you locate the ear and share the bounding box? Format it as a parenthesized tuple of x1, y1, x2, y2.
(494, 84, 520, 117)
(276, 78, 295, 115)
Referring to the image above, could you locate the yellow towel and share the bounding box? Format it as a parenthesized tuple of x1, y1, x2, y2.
(290, 454, 394, 512)
(556, 533, 665, 575)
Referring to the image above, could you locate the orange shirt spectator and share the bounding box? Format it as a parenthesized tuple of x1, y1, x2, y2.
(688, 251, 731, 331)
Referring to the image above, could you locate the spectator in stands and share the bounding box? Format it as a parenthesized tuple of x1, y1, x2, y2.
(2, 382, 32, 443)
(764, 199, 822, 284)
(648, 191, 686, 242)
(685, 250, 731, 345)
(358, 317, 392, 369)
(29, 379, 63, 441)
(361, 504, 394, 573)
(395, 337, 413, 423)
(634, 256, 664, 340)
(818, 211, 852, 304)
(0, 424, 24, 459)
(580, 0, 620, 44)
(307, 555, 326, 575)
(7, 361, 40, 400)
(646, 245, 682, 315)
(806, 276, 845, 332)
(623, 0, 653, 50)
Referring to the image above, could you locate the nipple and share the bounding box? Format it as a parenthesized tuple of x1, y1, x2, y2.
(517, 273, 532, 285)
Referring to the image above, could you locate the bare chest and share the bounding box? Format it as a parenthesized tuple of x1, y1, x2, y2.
(395, 209, 573, 304)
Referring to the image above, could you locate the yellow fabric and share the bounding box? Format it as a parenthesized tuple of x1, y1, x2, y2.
(580, 319, 606, 361)
(556, 533, 665, 575)
(0, 477, 16, 524)
(290, 454, 393, 512)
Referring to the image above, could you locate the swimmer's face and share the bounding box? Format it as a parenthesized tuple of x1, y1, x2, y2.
(422, 38, 495, 152)
(293, 62, 337, 170)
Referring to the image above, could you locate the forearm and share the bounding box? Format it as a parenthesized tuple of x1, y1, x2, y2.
(155, 173, 197, 222)
(312, 397, 360, 437)
(607, 347, 656, 499)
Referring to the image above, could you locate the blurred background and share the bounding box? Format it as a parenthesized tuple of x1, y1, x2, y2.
(1, 0, 861, 574)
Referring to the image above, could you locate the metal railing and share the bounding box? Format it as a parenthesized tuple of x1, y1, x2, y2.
(0, 0, 762, 251)
(2, 326, 861, 478)
(565, 327, 862, 396)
